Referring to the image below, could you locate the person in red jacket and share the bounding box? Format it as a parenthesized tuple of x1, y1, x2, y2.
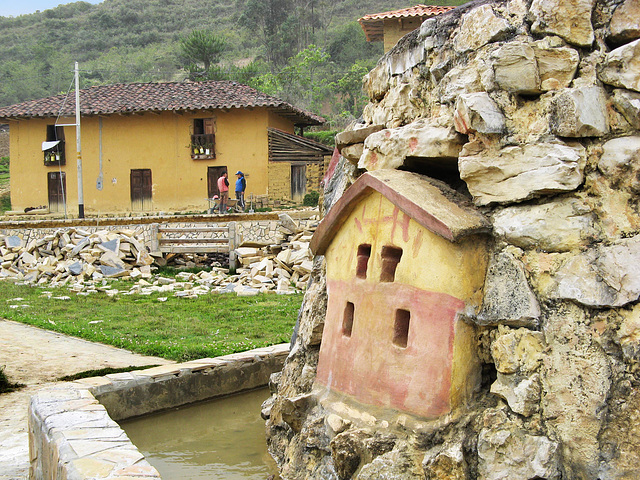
(217, 171, 229, 213)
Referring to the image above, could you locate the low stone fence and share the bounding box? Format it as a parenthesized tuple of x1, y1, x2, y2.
(29, 344, 288, 480)
(0, 210, 318, 253)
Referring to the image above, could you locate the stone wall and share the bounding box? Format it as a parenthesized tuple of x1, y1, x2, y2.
(0, 212, 318, 250)
(265, 0, 640, 479)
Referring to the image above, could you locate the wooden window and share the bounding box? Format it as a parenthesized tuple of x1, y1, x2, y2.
(380, 246, 403, 282)
(191, 118, 215, 159)
(356, 244, 371, 279)
(342, 302, 355, 337)
(44, 125, 65, 166)
(393, 309, 410, 348)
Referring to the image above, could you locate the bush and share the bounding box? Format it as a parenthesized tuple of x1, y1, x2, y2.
(0, 366, 23, 394)
(303, 190, 320, 207)
(304, 130, 337, 147)
(0, 193, 10, 213)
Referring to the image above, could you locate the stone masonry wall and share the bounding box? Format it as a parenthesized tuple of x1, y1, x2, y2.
(265, 0, 640, 479)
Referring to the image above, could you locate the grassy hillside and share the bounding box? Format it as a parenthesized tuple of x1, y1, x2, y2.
(0, 0, 469, 123)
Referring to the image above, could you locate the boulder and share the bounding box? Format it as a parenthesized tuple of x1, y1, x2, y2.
(532, 42, 580, 91)
(477, 426, 560, 480)
(530, 0, 595, 47)
(491, 42, 541, 94)
(459, 142, 585, 206)
(359, 121, 465, 171)
(552, 235, 640, 307)
(362, 62, 390, 101)
(491, 373, 541, 416)
(340, 143, 364, 165)
(491, 197, 601, 252)
(454, 93, 506, 134)
(550, 86, 609, 137)
(599, 39, 640, 92)
(614, 303, 640, 362)
(599, 136, 640, 192)
(357, 446, 424, 480)
(423, 440, 468, 480)
(476, 251, 541, 328)
(608, 0, 640, 45)
(330, 430, 364, 479)
(439, 65, 484, 103)
(335, 124, 384, 151)
(611, 89, 640, 129)
(454, 4, 512, 53)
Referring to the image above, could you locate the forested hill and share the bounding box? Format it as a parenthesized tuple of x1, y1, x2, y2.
(0, 0, 467, 126)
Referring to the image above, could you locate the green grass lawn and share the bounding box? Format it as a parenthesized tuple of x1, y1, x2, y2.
(0, 282, 302, 361)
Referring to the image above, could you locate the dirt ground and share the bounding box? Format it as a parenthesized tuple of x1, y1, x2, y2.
(0, 319, 173, 480)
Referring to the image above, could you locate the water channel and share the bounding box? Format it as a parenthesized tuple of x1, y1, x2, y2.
(120, 388, 279, 480)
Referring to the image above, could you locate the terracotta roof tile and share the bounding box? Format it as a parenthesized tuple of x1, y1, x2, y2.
(0, 80, 324, 126)
(359, 4, 455, 21)
(359, 4, 456, 42)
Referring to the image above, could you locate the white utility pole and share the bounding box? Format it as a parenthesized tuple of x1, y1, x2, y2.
(75, 61, 84, 218)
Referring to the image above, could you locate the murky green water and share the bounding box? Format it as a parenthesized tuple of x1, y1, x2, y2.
(120, 388, 278, 480)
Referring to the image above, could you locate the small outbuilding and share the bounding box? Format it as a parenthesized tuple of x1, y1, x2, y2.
(311, 169, 491, 419)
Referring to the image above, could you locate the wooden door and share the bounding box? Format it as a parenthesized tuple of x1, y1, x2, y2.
(47, 172, 66, 213)
(291, 164, 307, 202)
(207, 166, 227, 198)
(130, 169, 152, 211)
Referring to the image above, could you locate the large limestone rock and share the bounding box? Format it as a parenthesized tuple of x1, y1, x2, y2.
(477, 251, 541, 328)
(530, 0, 596, 47)
(599, 39, 640, 92)
(611, 89, 640, 129)
(477, 426, 560, 480)
(356, 446, 424, 480)
(490, 327, 545, 416)
(532, 41, 580, 91)
(541, 303, 611, 478)
(422, 440, 468, 480)
(614, 303, 640, 362)
(459, 142, 585, 206)
(335, 124, 383, 151)
(598, 136, 640, 193)
(608, 0, 640, 45)
(550, 86, 609, 137)
(439, 65, 484, 103)
(551, 235, 640, 307)
(454, 93, 506, 134)
(359, 121, 465, 171)
(362, 62, 390, 101)
(454, 4, 512, 53)
(491, 43, 541, 94)
(491, 197, 601, 252)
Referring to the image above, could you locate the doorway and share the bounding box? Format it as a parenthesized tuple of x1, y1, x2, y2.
(130, 169, 152, 211)
(47, 172, 66, 213)
(207, 166, 228, 199)
(291, 164, 306, 202)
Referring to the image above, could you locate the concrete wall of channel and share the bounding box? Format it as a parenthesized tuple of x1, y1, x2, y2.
(28, 344, 289, 480)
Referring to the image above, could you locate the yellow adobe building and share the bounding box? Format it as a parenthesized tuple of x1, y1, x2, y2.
(0, 81, 332, 215)
(359, 4, 456, 52)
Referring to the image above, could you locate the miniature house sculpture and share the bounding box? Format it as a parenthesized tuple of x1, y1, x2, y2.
(310, 169, 491, 419)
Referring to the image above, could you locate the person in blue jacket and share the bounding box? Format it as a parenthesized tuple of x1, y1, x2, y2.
(235, 171, 246, 210)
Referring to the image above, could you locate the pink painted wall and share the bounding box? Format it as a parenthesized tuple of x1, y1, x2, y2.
(316, 278, 465, 418)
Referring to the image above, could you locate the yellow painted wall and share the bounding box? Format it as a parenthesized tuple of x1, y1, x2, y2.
(323, 190, 488, 411)
(325, 191, 488, 303)
(8, 107, 293, 214)
(383, 17, 424, 52)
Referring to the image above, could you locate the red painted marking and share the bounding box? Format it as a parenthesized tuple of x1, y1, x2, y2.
(409, 137, 418, 153)
(390, 206, 399, 242)
(402, 212, 410, 242)
(413, 229, 424, 254)
(354, 217, 363, 233)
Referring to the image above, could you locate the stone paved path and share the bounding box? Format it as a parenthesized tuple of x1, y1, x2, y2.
(0, 319, 173, 480)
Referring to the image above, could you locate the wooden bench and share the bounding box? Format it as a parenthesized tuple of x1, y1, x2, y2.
(150, 222, 239, 268)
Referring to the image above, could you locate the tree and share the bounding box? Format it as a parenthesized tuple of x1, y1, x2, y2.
(179, 29, 226, 79)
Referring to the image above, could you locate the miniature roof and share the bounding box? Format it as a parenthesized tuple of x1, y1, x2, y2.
(359, 4, 456, 42)
(0, 81, 324, 126)
(311, 169, 491, 254)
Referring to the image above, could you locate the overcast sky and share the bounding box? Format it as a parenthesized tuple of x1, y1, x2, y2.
(0, 0, 103, 18)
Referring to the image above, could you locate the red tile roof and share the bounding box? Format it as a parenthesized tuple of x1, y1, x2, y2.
(0, 80, 325, 126)
(359, 4, 456, 42)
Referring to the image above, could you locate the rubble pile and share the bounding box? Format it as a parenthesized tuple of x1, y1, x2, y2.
(0, 214, 316, 297)
(0, 228, 154, 285)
